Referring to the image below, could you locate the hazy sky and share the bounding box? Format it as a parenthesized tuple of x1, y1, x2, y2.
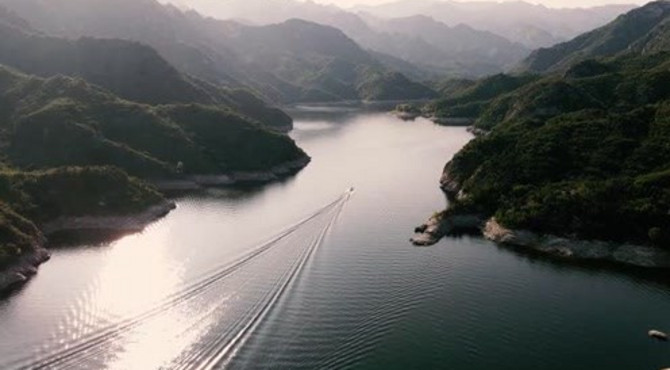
(167, 0, 650, 11)
(318, 0, 647, 9)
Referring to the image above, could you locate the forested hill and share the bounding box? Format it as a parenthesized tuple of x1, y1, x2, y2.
(0, 0, 436, 103)
(0, 13, 293, 131)
(439, 48, 670, 246)
(518, 0, 670, 73)
(0, 66, 307, 178)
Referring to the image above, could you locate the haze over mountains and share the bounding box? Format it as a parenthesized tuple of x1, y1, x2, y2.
(162, 0, 636, 77)
(355, 0, 636, 46)
(518, 0, 670, 72)
(0, 0, 437, 103)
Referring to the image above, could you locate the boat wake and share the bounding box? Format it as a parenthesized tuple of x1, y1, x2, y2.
(9, 191, 352, 370)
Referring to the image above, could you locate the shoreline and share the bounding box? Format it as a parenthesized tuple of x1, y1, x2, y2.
(153, 156, 311, 191)
(413, 164, 670, 269)
(0, 245, 50, 295)
(41, 200, 177, 235)
(482, 218, 670, 269)
(411, 213, 670, 269)
(390, 109, 475, 127)
(0, 200, 176, 295)
(0, 156, 311, 296)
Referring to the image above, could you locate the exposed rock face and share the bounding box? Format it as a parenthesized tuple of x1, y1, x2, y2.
(439, 162, 462, 199)
(411, 213, 483, 246)
(0, 246, 50, 293)
(483, 218, 670, 269)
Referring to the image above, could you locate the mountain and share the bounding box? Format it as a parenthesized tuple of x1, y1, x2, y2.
(0, 0, 436, 103)
(427, 45, 670, 247)
(0, 65, 307, 178)
(426, 74, 540, 127)
(163, 0, 531, 77)
(355, 0, 636, 49)
(360, 15, 530, 76)
(518, 1, 670, 73)
(217, 19, 437, 102)
(0, 15, 293, 131)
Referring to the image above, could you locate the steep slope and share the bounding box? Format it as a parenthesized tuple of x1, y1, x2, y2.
(519, 1, 670, 73)
(220, 19, 437, 102)
(0, 66, 308, 179)
(434, 51, 670, 248)
(0, 0, 435, 103)
(0, 13, 293, 131)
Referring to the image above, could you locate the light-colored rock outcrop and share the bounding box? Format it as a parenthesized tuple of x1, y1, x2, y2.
(411, 213, 483, 246)
(483, 218, 670, 268)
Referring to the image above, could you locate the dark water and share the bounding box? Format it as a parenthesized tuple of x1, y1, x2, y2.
(1, 108, 670, 369)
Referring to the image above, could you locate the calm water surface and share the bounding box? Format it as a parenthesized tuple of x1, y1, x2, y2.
(1, 108, 670, 369)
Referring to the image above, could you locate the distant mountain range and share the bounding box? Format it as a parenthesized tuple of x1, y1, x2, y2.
(354, 0, 636, 48)
(167, 0, 636, 77)
(518, 0, 670, 73)
(0, 0, 437, 103)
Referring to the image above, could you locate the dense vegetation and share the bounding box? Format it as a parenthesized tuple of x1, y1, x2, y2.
(427, 74, 539, 125)
(0, 66, 307, 178)
(518, 1, 670, 73)
(0, 200, 42, 266)
(442, 51, 670, 246)
(0, 65, 308, 267)
(0, 3, 327, 274)
(0, 16, 293, 131)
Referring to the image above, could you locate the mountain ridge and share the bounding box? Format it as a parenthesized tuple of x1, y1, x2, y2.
(518, 0, 670, 73)
(0, 0, 436, 103)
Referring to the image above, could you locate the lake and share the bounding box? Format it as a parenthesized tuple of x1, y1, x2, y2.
(1, 107, 670, 369)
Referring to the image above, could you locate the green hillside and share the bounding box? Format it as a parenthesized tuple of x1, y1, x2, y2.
(518, 1, 670, 73)
(0, 65, 308, 268)
(0, 18, 293, 131)
(441, 51, 670, 246)
(0, 66, 307, 178)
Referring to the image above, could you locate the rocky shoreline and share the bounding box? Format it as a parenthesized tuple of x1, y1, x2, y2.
(0, 245, 50, 295)
(154, 156, 311, 191)
(411, 213, 483, 246)
(413, 163, 670, 269)
(483, 219, 670, 269)
(411, 213, 670, 269)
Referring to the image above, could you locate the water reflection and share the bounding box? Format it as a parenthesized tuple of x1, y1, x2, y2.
(2, 108, 670, 370)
